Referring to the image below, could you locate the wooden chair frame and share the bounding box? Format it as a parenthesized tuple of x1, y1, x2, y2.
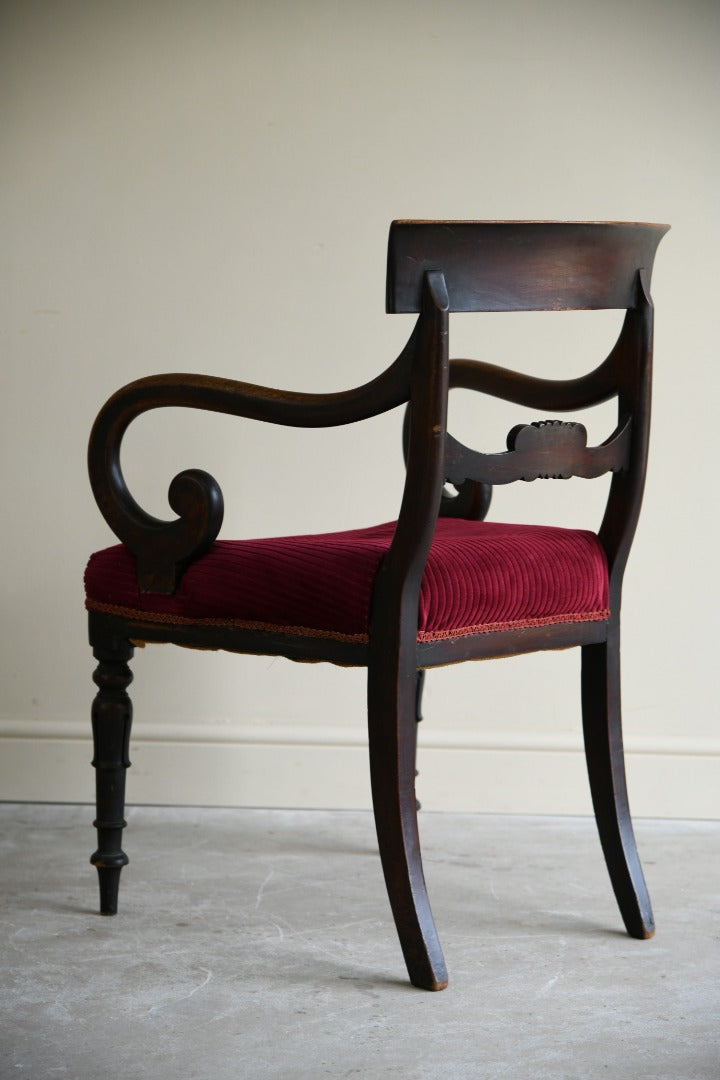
(86, 220, 668, 990)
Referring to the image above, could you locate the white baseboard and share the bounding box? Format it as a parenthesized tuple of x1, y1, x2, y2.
(1, 720, 718, 818)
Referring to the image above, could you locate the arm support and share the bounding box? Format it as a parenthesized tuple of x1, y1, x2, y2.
(88, 343, 415, 593)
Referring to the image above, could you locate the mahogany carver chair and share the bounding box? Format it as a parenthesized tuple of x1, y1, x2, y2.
(85, 220, 668, 990)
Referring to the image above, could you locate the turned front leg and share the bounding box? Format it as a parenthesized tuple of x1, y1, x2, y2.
(90, 637, 134, 915)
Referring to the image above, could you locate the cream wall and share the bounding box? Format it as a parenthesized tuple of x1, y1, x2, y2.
(2, 0, 718, 816)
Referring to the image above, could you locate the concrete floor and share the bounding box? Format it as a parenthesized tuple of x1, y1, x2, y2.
(1, 804, 718, 1080)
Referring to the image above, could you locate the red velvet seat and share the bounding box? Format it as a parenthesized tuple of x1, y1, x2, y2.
(85, 519, 609, 642)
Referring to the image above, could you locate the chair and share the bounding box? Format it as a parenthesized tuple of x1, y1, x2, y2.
(85, 219, 668, 990)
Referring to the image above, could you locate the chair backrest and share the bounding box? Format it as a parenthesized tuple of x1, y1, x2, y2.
(386, 220, 668, 313)
(382, 219, 669, 617)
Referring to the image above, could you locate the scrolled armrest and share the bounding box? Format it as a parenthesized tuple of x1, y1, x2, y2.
(88, 350, 414, 594)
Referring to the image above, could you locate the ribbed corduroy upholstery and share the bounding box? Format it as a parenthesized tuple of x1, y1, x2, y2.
(85, 520, 609, 642)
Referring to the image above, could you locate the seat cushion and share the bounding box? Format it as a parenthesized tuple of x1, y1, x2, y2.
(85, 519, 609, 643)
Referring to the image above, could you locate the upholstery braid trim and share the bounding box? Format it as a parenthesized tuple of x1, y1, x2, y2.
(86, 599, 608, 644)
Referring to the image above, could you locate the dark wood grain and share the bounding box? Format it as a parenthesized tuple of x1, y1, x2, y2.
(387, 220, 669, 312)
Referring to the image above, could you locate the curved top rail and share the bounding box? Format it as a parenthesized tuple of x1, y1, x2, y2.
(386, 220, 669, 314)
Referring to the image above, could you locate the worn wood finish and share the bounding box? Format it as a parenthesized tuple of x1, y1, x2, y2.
(387, 220, 669, 313)
(86, 220, 668, 989)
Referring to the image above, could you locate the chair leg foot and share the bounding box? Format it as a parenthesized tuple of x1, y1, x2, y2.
(368, 666, 448, 990)
(96, 866, 124, 915)
(582, 638, 654, 939)
(89, 633, 134, 916)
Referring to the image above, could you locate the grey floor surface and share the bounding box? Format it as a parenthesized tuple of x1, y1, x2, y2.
(1, 804, 718, 1080)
